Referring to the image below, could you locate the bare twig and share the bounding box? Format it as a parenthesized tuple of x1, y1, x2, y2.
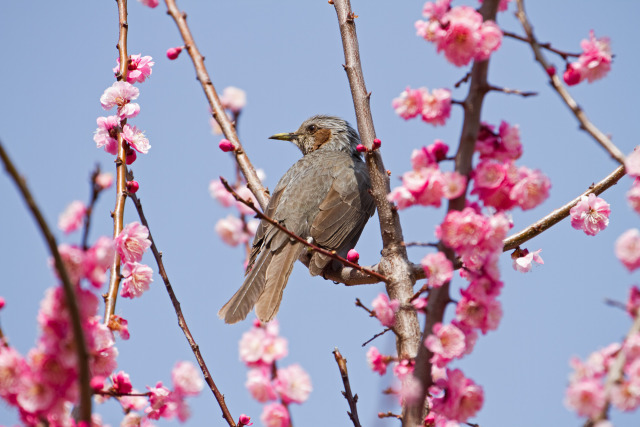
(104, 0, 131, 323)
(409, 1, 502, 424)
(0, 140, 92, 422)
(604, 298, 627, 312)
(81, 165, 103, 250)
(502, 164, 626, 251)
(362, 328, 392, 347)
(502, 30, 579, 59)
(486, 84, 537, 97)
(221, 177, 389, 283)
(129, 192, 237, 427)
(514, 0, 626, 165)
(333, 348, 363, 427)
(332, 0, 420, 366)
(163, 0, 268, 210)
(378, 411, 402, 421)
(402, 241, 438, 248)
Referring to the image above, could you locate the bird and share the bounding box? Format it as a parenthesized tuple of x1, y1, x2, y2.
(218, 115, 376, 324)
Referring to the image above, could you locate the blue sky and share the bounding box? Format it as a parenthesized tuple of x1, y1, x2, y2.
(1, 1, 639, 426)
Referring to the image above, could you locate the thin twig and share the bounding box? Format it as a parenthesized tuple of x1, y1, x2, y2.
(332, 0, 420, 367)
(163, 0, 268, 210)
(361, 328, 392, 347)
(502, 164, 626, 251)
(104, 0, 131, 324)
(454, 72, 472, 88)
(220, 177, 389, 283)
(81, 165, 103, 250)
(378, 411, 402, 421)
(129, 192, 237, 427)
(0, 140, 92, 422)
(402, 241, 438, 248)
(333, 348, 363, 427)
(503, 30, 579, 59)
(604, 298, 627, 312)
(486, 84, 537, 97)
(514, 0, 626, 165)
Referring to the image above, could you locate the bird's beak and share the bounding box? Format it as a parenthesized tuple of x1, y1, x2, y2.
(268, 132, 297, 141)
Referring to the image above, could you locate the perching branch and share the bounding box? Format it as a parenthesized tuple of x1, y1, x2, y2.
(104, 0, 131, 324)
(0, 140, 92, 423)
(220, 177, 389, 283)
(514, 0, 626, 165)
(333, 348, 363, 427)
(332, 0, 421, 366)
(163, 0, 269, 210)
(502, 164, 626, 251)
(502, 30, 580, 60)
(129, 192, 237, 427)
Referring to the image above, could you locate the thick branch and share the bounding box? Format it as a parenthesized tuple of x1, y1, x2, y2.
(0, 141, 92, 422)
(514, 0, 626, 165)
(163, 0, 268, 210)
(333, 348, 363, 427)
(130, 192, 237, 427)
(221, 177, 389, 283)
(332, 0, 420, 364)
(503, 164, 626, 251)
(409, 1, 501, 425)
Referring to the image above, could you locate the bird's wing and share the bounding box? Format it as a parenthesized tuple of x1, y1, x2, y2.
(245, 184, 286, 275)
(308, 161, 375, 274)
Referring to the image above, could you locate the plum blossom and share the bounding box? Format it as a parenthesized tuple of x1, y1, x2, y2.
(615, 229, 640, 271)
(273, 364, 312, 404)
(120, 262, 153, 298)
(393, 359, 415, 380)
(209, 180, 236, 207)
(627, 178, 640, 214)
(372, 293, 399, 327)
(122, 124, 151, 154)
(95, 172, 114, 189)
(138, 0, 159, 7)
(392, 87, 423, 120)
(246, 367, 277, 402)
(114, 54, 154, 84)
(166, 46, 183, 60)
(94, 116, 120, 155)
(431, 368, 484, 422)
(215, 215, 253, 246)
(627, 286, 640, 317)
(261, 403, 290, 427)
(239, 414, 254, 426)
(570, 194, 610, 236)
(425, 322, 466, 367)
(115, 222, 151, 263)
(172, 361, 204, 396)
(58, 200, 86, 234)
(512, 248, 543, 273)
(475, 121, 522, 162)
(626, 148, 640, 177)
(565, 378, 606, 418)
(421, 252, 453, 288)
(366, 347, 390, 375)
(238, 321, 288, 366)
(100, 81, 140, 119)
(220, 86, 247, 113)
(392, 87, 451, 126)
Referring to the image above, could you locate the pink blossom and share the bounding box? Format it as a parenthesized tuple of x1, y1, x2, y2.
(610, 378, 640, 411)
(238, 322, 288, 366)
(166, 46, 183, 60)
(346, 249, 360, 263)
(58, 200, 86, 234)
(0, 296, 4, 310)
(219, 139, 235, 152)
(512, 248, 544, 273)
(366, 346, 390, 375)
(93, 116, 120, 155)
(577, 31, 612, 83)
(421, 252, 453, 288)
(108, 314, 130, 340)
(220, 86, 247, 113)
(54, 243, 86, 285)
(215, 215, 252, 246)
(84, 236, 115, 287)
(239, 414, 254, 426)
(421, 88, 451, 126)
(422, 0, 451, 20)
(442, 171, 467, 200)
(146, 382, 174, 420)
(120, 262, 153, 298)
(114, 54, 154, 84)
(100, 81, 140, 119)
(510, 166, 551, 210)
(372, 293, 399, 327)
(121, 124, 151, 154)
(476, 121, 523, 162)
(570, 194, 610, 236)
(209, 180, 236, 207)
(274, 364, 312, 404)
(625, 148, 640, 177)
(126, 180, 140, 194)
(235, 186, 260, 216)
(565, 378, 606, 418)
(387, 185, 415, 210)
(455, 290, 502, 334)
(393, 359, 415, 380)
(411, 141, 449, 169)
(246, 367, 277, 402)
(172, 361, 204, 396)
(627, 178, 640, 214)
(138, 0, 159, 7)
(563, 64, 582, 86)
(392, 87, 424, 120)
(412, 297, 428, 311)
(432, 369, 484, 422)
(0, 346, 28, 401)
(627, 286, 640, 317)
(112, 371, 133, 394)
(615, 229, 640, 271)
(16, 372, 56, 414)
(120, 391, 148, 412)
(260, 403, 290, 427)
(95, 172, 114, 189)
(115, 222, 151, 263)
(425, 322, 466, 367)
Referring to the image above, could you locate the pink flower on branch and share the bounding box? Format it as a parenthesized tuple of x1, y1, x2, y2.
(100, 81, 140, 119)
(392, 87, 451, 126)
(220, 86, 247, 113)
(58, 200, 86, 234)
(431, 368, 484, 422)
(261, 403, 290, 427)
(166, 46, 183, 60)
(215, 215, 252, 247)
(246, 367, 277, 402)
(273, 364, 312, 404)
(114, 54, 154, 84)
(115, 222, 151, 263)
(421, 252, 453, 288)
(121, 124, 151, 154)
(94, 116, 120, 155)
(425, 322, 466, 367)
(615, 229, 640, 271)
(172, 361, 204, 396)
(392, 87, 423, 120)
(512, 248, 544, 273)
(120, 262, 153, 298)
(570, 194, 610, 236)
(372, 293, 400, 327)
(138, 0, 159, 8)
(366, 346, 391, 375)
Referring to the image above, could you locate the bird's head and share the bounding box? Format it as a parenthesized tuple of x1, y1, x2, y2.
(268, 115, 361, 156)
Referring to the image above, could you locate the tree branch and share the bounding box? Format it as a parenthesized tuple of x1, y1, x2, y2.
(333, 348, 363, 427)
(514, 0, 626, 165)
(502, 30, 580, 59)
(163, 0, 269, 211)
(129, 192, 237, 427)
(0, 140, 92, 423)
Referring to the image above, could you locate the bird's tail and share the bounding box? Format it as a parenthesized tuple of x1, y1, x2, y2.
(218, 242, 301, 324)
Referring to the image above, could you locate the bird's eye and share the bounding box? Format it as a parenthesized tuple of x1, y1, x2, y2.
(307, 124, 317, 133)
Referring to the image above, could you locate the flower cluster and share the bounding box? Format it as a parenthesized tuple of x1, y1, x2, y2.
(392, 86, 452, 126)
(563, 31, 613, 86)
(210, 177, 262, 248)
(239, 320, 312, 426)
(95, 54, 154, 164)
(416, 1, 503, 67)
(115, 222, 154, 298)
(387, 140, 466, 210)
